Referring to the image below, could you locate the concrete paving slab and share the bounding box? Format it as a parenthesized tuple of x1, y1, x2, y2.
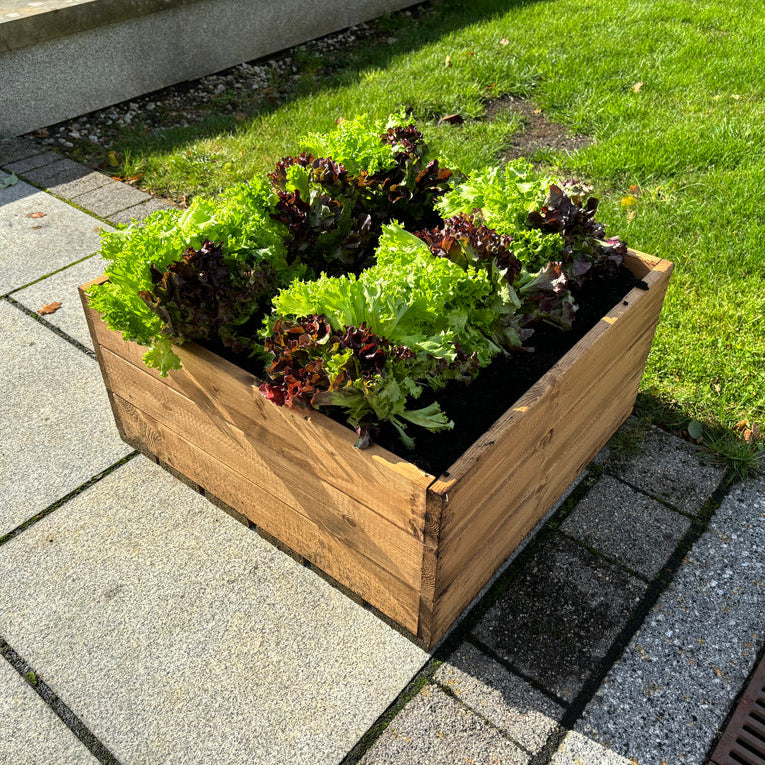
(0, 658, 98, 765)
(3, 149, 61, 175)
(18, 156, 95, 191)
(11, 255, 106, 349)
(0, 137, 46, 167)
(550, 731, 632, 764)
(607, 426, 725, 515)
(435, 641, 564, 754)
(0, 300, 131, 536)
(73, 181, 153, 219)
(49, 170, 114, 202)
(0, 176, 107, 294)
(473, 535, 647, 702)
(567, 477, 765, 764)
(359, 684, 528, 765)
(108, 196, 176, 226)
(560, 474, 691, 579)
(0, 457, 429, 765)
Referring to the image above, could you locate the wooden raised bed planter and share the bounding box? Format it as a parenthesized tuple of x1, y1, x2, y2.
(79, 250, 672, 648)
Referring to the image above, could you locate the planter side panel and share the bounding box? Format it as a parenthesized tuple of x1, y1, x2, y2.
(426, 254, 672, 643)
(79, 282, 430, 635)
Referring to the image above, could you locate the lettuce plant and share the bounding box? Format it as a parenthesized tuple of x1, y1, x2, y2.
(88, 114, 628, 447)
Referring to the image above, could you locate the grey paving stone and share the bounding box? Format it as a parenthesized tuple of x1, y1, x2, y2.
(550, 731, 632, 764)
(0, 301, 131, 536)
(3, 150, 62, 175)
(49, 170, 114, 201)
(607, 426, 725, 515)
(0, 177, 106, 294)
(359, 684, 528, 765)
(20, 157, 94, 191)
(73, 181, 151, 219)
(108, 196, 176, 226)
(571, 477, 765, 764)
(0, 658, 98, 765)
(435, 641, 564, 754)
(473, 535, 647, 702)
(0, 457, 429, 765)
(0, 137, 46, 167)
(11, 255, 107, 350)
(560, 474, 691, 579)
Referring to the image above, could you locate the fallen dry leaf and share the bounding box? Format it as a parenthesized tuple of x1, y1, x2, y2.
(533, 108, 542, 114)
(633, 81, 643, 92)
(234, 112, 246, 121)
(27, 211, 46, 219)
(38, 301, 62, 316)
(335, 116, 345, 125)
(629, 184, 641, 196)
(445, 55, 452, 67)
(439, 113, 464, 126)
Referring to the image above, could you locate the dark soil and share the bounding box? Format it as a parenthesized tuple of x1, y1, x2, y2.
(372, 265, 641, 476)
(486, 96, 592, 161)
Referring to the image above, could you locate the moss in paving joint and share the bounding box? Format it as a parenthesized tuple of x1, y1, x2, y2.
(0, 451, 139, 548)
(433, 677, 536, 757)
(4, 295, 97, 360)
(0, 638, 121, 764)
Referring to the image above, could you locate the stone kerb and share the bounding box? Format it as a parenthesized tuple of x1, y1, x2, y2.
(0, 0, 418, 137)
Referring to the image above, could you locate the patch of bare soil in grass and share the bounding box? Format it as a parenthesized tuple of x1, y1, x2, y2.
(486, 96, 592, 160)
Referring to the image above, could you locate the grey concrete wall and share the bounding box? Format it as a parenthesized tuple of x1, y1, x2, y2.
(0, 0, 417, 137)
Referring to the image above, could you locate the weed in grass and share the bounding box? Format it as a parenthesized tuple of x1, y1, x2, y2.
(699, 430, 764, 483)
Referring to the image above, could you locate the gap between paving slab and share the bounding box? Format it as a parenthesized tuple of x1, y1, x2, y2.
(0, 457, 430, 765)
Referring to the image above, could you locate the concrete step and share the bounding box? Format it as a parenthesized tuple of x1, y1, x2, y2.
(1, 0, 415, 137)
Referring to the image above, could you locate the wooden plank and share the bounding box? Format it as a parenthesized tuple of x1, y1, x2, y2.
(429, 374, 642, 644)
(98, 345, 425, 589)
(111, 394, 422, 633)
(426, 253, 673, 643)
(79, 281, 434, 537)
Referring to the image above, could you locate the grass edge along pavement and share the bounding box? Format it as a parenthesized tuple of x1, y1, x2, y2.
(29, 0, 765, 477)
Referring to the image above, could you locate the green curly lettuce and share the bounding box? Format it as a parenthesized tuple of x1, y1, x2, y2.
(88, 177, 295, 376)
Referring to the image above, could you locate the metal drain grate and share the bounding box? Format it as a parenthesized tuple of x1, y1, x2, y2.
(710, 654, 765, 765)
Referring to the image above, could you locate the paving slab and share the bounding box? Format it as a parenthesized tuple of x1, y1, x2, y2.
(567, 477, 765, 764)
(560, 474, 692, 579)
(0, 300, 131, 536)
(435, 641, 564, 754)
(49, 170, 114, 202)
(607, 426, 725, 515)
(472, 535, 647, 702)
(73, 181, 154, 219)
(108, 196, 176, 226)
(0, 136, 46, 167)
(0, 658, 98, 765)
(12, 255, 107, 349)
(550, 731, 632, 765)
(359, 684, 528, 765)
(3, 149, 61, 175)
(0, 174, 106, 294)
(0, 457, 429, 765)
(18, 156, 96, 191)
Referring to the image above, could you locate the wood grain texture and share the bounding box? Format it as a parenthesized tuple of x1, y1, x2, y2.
(97, 345, 426, 589)
(110, 393, 422, 633)
(81, 250, 672, 647)
(424, 251, 673, 645)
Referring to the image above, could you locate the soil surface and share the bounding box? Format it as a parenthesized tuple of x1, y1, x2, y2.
(487, 96, 592, 160)
(372, 266, 642, 476)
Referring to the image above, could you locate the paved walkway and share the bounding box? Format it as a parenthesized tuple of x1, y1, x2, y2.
(1, 137, 763, 765)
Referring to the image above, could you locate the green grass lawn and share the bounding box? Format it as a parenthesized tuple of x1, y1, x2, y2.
(98, 0, 765, 462)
